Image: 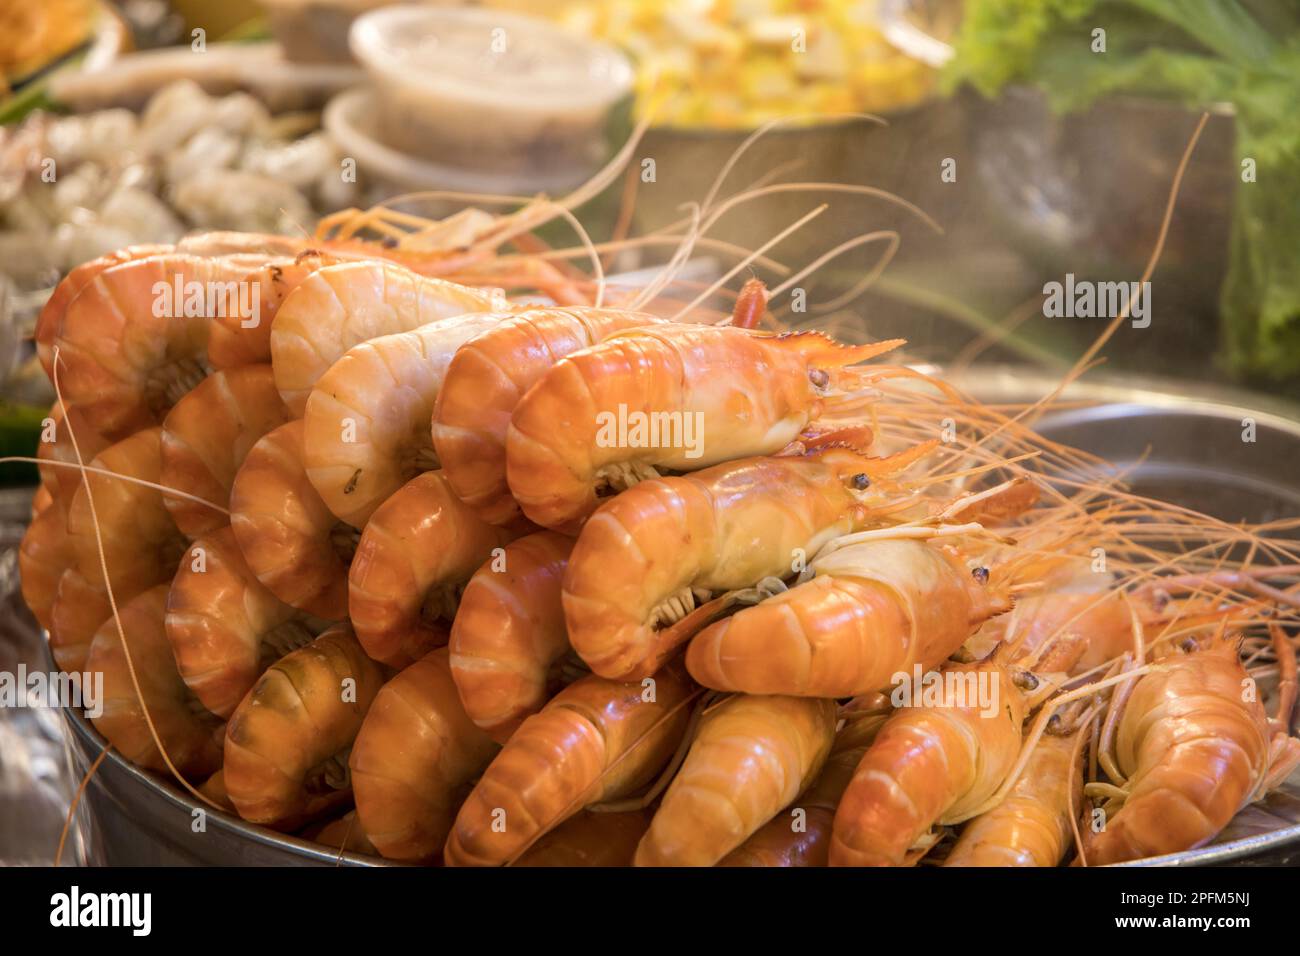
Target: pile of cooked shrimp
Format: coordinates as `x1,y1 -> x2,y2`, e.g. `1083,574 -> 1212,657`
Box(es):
15,186 -> 1300,867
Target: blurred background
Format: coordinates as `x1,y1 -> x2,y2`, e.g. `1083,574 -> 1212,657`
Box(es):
1,0 -> 1298,863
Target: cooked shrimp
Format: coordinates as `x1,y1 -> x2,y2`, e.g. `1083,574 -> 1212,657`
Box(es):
223,623 -> 386,830
87,585 -> 225,778
443,662 -> 696,867
635,695 -> 837,867
350,648 -> 499,862
302,310 -> 510,527
229,421 -> 353,620
506,325 -> 903,531
18,502 -> 73,631
49,569 -> 113,674
448,530 -> 573,742
685,539 -> 1013,697
64,427 -> 189,603
829,651 -> 1035,867
165,527 -> 323,719
35,403 -> 111,507
51,252 -> 273,436
269,260 -> 502,415
514,810 -> 652,867
1081,635 -> 1300,865
349,471 -> 519,669
944,731 -> 1082,867
721,708 -> 887,867
562,440 -> 934,681
160,364 -> 292,538
432,307 -> 670,526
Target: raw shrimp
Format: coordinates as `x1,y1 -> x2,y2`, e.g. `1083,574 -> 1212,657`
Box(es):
505,325 -> 903,531
86,585 -> 225,778
18,502 -> 73,631
49,569 -> 113,674
302,310 -> 511,527
448,530 -> 573,742
349,471 -> 519,669
64,427 -> 189,604
944,731 -> 1082,867
349,648 -> 499,862
432,306 -> 671,526
165,527 -> 323,719
269,260 -> 502,415
443,662 -> 696,867
514,809 -> 652,867
828,651 -> 1035,867
1081,635 -> 1300,865
160,364 -> 292,537
562,440 -> 934,681
635,695 -> 837,867
229,421 -> 353,621
721,709 -> 887,867
51,252 -> 274,436
685,538 -> 1013,697
223,623 -> 386,830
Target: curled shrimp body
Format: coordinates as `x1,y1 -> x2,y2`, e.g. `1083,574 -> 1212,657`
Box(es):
944,732 -> 1081,867
87,585 -> 225,778
160,364 -> 292,538
223,623 -> 387,830
562,444 -> 917,681
65,427 -> 188,603
635,695 -> 837,867
51,253 -> 273,436
36,403 -> 111,507
506,326 -> 901,532
350,648 -> 499,862
829,654 -> 1031,867
1082,637 -> 1300,865
448,530 -> 573,742
514,810 -> 652,866
432,307 -> 668,526
49,569 -> 113,673
269,260 -> 501,415
686,539 -> 1012,698
229,421 -> 353,621
165,528 -> 323,719
302,310 -> 510,527
18,502 -> 73,631
721,710 -> 886,867
349,471 -> 519,669
443,662 -> 696,867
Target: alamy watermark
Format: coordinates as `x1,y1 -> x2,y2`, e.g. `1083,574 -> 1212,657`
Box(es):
889,664 -> 1000,718
1043,273 -> 1150,329
595,404 -> 704,460
152,274 -> 261,328
0,665 -> 103,718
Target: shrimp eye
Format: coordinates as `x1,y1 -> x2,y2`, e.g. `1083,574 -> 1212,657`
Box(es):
808,368 -> 830,389
851,473 -> 870,490
1012,671 -> 1039,691
971,566 -> 990,584
1180,638 -> 1198,653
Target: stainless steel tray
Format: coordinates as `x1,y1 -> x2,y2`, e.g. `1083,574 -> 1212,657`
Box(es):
50,368 -> 1300,866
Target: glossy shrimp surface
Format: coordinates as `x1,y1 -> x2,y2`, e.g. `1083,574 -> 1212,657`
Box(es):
350,648 -> 499,862
52,252 -> 273,436
1083,637 -> 1300,865
686,539 -> 1011,697
514,809 -> 652,866
944,732 -> 1081,867
223,623 -> 386,830
635,694 -> 837,866
18,502 -> 73,631
165,528 -> 322,719
349,471 -> 518,669
87,585 -> 225,778
35,403 -> 112,507
229,421 -> 353,620
302,310 -> 509,527
830,655 -> 1029,866
49,569 -> 113,674
432,307 -> 667,526
448,530 -> 573,742
444,662 -> 696,866
562,446 -> 906,681
506,325 -> 901,531
269,260 -> 500,415
160,364 -> 292,537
